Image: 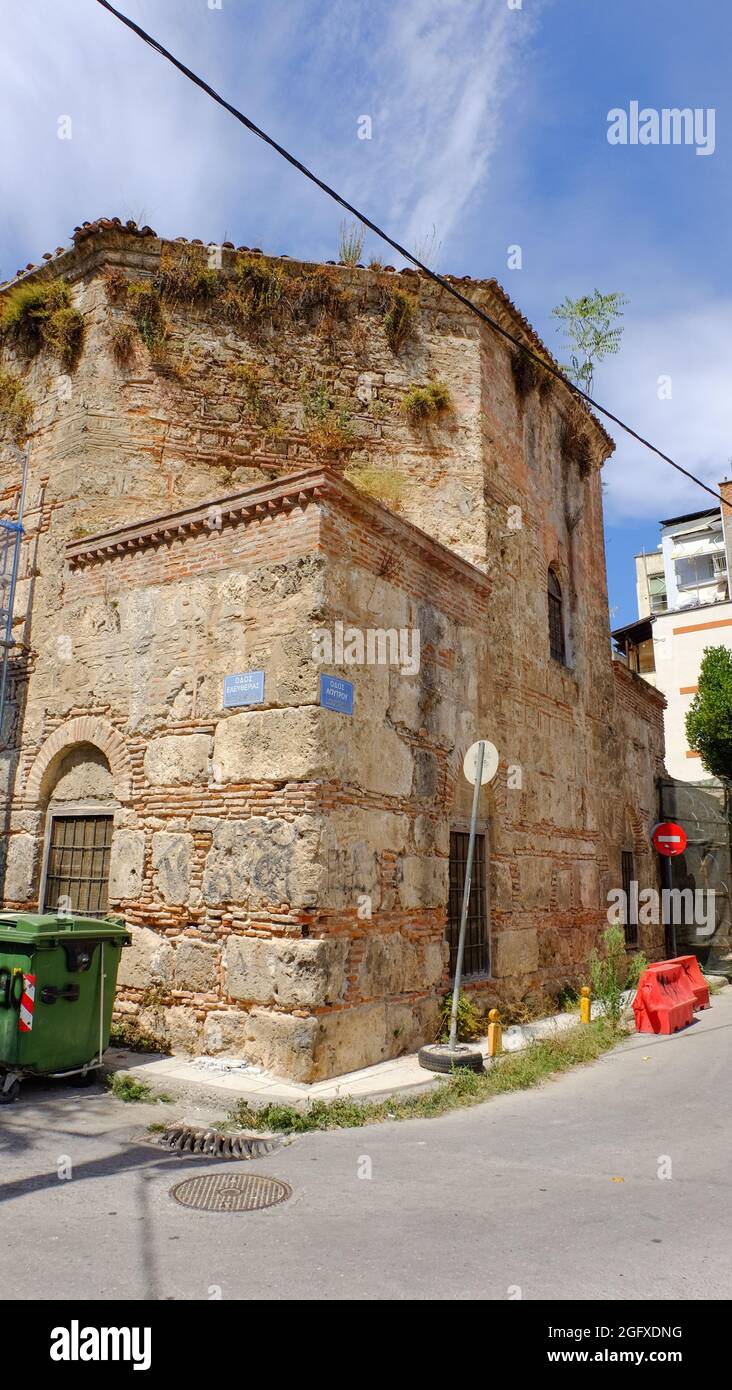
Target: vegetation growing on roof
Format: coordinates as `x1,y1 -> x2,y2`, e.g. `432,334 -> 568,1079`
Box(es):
222,253 -> 288,329
338,219 -> 365,267
551,289 -> 628,396
0,278 -> 85,370
400,379 -> 452,424
0,368 -> 33,441
292,266 -> 350,325
383,285 -> 417,353
344,464 -> 403,510
155,243 -> 219,304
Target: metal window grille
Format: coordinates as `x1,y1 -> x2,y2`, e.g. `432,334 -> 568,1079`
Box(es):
447,830 -> 489,978
44,814 -> 113,917
548,570 -> 566,664
621,849 -> 638,947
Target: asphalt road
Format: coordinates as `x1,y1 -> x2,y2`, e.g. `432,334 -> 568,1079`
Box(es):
1,991 -> 731,1302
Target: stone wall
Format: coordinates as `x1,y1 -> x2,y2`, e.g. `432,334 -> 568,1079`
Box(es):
0,222 -> 666,1078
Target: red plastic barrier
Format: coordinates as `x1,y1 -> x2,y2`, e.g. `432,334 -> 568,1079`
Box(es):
666,955 -> 710,1010
633,963 -> 695,1035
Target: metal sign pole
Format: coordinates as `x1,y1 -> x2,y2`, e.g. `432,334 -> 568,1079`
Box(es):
448,740 -> 485,1051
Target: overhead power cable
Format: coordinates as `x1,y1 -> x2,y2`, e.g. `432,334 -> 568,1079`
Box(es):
93,0 -> 723,507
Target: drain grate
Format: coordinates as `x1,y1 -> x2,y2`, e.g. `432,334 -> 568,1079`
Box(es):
156,1125 -> 282,1160
170,1172 -> 292,1213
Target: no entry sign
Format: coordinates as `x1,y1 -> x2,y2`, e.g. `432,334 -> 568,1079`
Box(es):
651,821 -> 687,857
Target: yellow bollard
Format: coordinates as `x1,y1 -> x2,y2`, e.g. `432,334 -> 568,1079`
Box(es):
487,1007 -> 503,1057
579,986 -> 592,1024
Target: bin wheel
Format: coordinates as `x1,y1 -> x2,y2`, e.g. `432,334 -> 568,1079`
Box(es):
0,1079 -> 20,1104
70,1069 -> 97,1088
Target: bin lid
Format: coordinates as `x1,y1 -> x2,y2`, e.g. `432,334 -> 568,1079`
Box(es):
0,912 -> 130,946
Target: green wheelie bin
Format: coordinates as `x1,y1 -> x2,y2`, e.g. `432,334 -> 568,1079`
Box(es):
0,912 -> 130,1103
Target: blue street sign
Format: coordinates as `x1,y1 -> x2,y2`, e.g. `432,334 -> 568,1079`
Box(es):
319,673 -> 354,715
223,670 -> 265,708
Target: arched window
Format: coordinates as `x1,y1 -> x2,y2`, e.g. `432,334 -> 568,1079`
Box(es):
548,569 -> 566,664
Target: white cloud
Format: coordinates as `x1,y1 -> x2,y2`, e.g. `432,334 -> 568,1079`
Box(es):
331,0 -> 541,264
0,0 -> 538,278
598,300 -> 732,523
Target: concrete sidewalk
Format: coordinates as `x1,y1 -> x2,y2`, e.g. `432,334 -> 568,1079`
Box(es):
105,991 -> 695,1109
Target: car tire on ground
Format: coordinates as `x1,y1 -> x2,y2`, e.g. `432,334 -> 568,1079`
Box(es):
417,1044 -> 484,1074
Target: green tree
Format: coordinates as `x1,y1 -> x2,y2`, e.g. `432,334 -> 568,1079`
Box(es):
685,645 -> 732,779
551,289 -> 628,395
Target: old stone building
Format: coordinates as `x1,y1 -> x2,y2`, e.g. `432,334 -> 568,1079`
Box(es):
0,219 -> 666,1079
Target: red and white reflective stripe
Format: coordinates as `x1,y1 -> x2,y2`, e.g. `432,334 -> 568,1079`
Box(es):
18,972 -> 36,1033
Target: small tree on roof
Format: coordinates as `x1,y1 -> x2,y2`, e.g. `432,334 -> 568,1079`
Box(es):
551,289 -> 627,396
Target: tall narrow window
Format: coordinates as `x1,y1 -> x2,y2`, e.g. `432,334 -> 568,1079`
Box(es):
447,830 -> 490,978
43,814 -> 113,917
548,568 -> 566,664
621,849 -> 639,948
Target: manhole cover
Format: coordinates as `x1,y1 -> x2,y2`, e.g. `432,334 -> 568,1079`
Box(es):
170,1172 -> 292,1213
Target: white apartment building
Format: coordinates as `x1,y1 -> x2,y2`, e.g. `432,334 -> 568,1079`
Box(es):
614,487 -> 732,780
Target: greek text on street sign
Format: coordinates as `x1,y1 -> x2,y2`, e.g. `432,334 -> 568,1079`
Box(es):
319,674 -> 354,715
651,821 -> 687,857
223,670 -> 265,708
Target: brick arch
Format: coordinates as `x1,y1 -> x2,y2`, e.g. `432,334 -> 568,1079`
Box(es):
24,716 -> 132,806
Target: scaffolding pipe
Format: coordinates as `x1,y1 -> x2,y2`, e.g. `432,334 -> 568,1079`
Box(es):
0,444 -> 29,747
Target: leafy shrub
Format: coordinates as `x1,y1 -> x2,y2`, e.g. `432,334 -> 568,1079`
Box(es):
685,646 -> 732,779
107,1073 -> 153,1103
589,924 -> 646,1029
1,278 -> 84,368
400,379 -> 452,423
437,990 -> 483,1043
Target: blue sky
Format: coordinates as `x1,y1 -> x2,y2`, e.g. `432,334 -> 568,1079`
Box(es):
1,0 -> 730,626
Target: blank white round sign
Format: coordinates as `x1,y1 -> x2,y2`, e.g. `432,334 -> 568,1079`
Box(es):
463,740 -> 499,785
